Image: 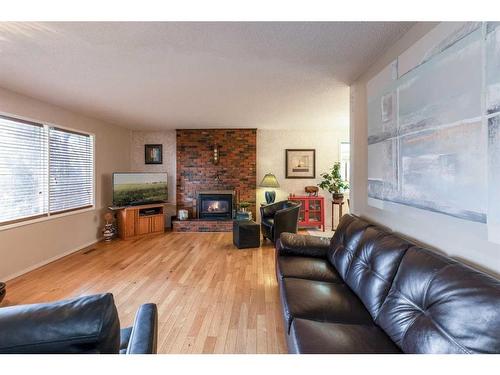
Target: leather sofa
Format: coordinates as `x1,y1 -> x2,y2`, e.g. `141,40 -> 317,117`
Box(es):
276,214 -> 500,354
0,293 -> 158,354
261,200 -> 301,243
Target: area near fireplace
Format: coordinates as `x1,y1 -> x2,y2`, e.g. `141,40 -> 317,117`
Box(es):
174,129 -> 256,232
197,190 -> 234,220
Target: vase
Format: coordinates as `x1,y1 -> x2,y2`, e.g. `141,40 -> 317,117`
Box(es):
103,224 -> 114,242
332,193 -> 344,204
178,209 -> 189,221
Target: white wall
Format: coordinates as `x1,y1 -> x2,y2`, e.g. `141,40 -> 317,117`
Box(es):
350,22 -> 500,277
0,87 -> 131,281
257,129 -> 349,229
130,130 -> 177,226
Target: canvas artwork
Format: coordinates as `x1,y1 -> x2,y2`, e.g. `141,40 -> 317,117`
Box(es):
145,144 -> 163,164
399,121 -> 487,223
486,23 -> 500,242
486,22 -> 500,114
367,138 -> 398,201
368,22 -> 500,235
285,149 -> 315,179
488,115 -> 500,242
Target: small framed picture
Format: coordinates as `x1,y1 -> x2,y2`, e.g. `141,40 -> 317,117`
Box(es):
145,144 -> 163,164
286,149 -> 316,179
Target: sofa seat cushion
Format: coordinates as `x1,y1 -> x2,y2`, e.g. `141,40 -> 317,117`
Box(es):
280,278 -> 373,331
288,318 -> 401,354
276,256 -> 342,283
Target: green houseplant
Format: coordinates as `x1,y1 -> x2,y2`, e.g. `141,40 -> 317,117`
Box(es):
318,162 -> 349,203
239,201 -> 251,212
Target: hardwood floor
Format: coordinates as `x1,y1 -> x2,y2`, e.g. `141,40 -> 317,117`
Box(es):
2,232 -> 287,354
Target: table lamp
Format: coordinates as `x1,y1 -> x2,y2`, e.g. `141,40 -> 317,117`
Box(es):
259,173 -> 280,204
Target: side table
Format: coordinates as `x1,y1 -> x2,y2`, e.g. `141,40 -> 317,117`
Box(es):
332,201 -> 345,231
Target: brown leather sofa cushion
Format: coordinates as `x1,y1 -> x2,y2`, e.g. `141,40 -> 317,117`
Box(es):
276,256 -> 342,283
343,227 -> 411,320
288,318 -> 401,354
277,232 -> 331,258
376,247 -> 500,354
327,214 -> 372,279
280,278 -> 373,332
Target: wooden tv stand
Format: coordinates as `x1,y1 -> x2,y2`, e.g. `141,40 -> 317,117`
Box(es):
111,203 -> 165,239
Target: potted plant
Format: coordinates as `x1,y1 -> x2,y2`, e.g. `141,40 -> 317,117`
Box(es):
318,162 -> 349,203
239,201 -> 251,212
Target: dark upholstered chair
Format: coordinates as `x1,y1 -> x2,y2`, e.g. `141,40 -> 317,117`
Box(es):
0,293 -> 158,354
260,200 -> 301,243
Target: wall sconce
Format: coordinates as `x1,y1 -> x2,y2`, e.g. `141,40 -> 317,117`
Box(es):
213,144 -> 220,165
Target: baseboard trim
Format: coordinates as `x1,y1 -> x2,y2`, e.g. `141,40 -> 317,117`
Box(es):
2,240 -> 99,282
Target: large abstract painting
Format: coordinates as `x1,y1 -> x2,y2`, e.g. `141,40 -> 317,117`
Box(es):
486,22 -> 500,114
488,115 -> 500,243
368,22 -> 500,241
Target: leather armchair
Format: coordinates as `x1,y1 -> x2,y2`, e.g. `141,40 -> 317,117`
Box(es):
260,200 -> 301,243
0,293 -> 158,354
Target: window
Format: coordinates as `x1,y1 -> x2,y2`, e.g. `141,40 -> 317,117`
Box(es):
0,115 -> 48,224
340,142 -> 350,184
49,128 -> 94,213
0,114 -> 94,226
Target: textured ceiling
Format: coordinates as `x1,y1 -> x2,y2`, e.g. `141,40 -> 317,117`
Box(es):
0,22 -> 414,130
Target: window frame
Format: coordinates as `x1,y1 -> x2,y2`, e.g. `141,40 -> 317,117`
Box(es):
0,111 -> 96,231
339,141 -> 350,185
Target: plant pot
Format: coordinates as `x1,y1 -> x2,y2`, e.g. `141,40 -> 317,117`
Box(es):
332,193 -> 344,204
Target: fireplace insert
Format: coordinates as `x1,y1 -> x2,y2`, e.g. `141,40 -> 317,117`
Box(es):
197,191 -> 234,220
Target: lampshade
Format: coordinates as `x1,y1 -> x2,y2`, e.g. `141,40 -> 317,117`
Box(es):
259,173 -> 280,188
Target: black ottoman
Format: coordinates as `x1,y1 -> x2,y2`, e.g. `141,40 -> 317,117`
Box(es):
233,220 -> 260,249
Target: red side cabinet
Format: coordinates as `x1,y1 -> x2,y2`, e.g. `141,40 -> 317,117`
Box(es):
289,194 -> 325,231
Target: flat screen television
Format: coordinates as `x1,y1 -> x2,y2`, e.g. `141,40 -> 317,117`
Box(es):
112,172 -> 168,207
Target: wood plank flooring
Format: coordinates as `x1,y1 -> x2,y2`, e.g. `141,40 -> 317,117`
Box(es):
2,232 -> 287,354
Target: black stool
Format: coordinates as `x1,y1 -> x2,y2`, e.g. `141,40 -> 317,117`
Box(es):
233,220 -> 260,249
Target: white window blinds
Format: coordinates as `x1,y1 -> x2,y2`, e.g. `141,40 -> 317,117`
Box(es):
0,115 -> 48,224
0,114 -> 94,226
49,127 -> 94,214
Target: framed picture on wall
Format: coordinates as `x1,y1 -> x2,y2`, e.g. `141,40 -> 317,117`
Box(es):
285,149 -> 316,179
145,144 -> 163,164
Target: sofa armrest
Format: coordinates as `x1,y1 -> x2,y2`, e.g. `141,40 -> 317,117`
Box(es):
125,303 -> 158,354
0,293 -> 120,354
276,232 -> 330,258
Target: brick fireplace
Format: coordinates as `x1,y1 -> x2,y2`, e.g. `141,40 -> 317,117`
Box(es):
175,129 -> 256,231
197,190 -> 234,220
